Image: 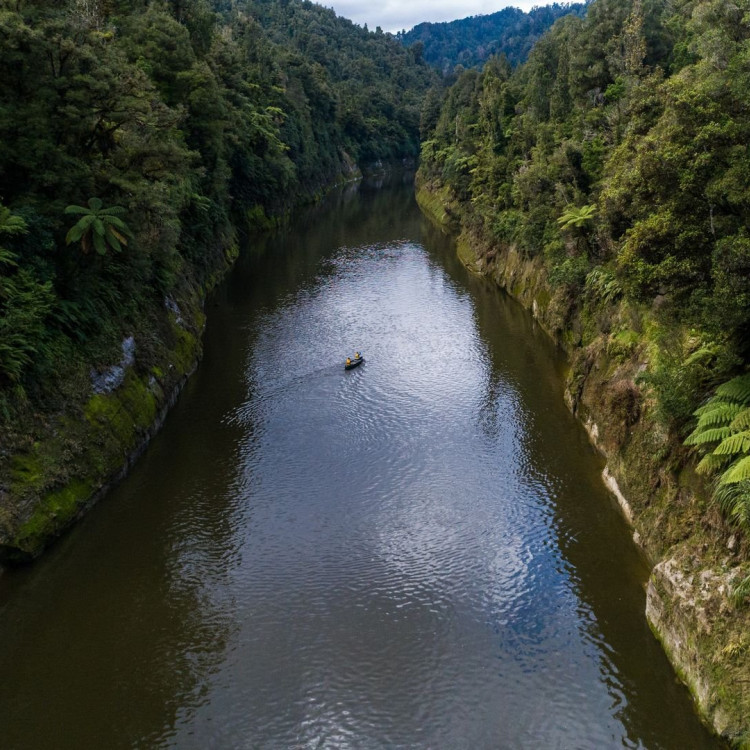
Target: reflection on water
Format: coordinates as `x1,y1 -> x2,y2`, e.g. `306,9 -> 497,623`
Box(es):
0,177 -> 721,748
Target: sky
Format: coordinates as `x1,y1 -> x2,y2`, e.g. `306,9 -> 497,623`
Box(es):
326,1 -> 544,34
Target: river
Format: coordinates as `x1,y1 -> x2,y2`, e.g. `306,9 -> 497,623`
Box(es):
0,178 -> 720,748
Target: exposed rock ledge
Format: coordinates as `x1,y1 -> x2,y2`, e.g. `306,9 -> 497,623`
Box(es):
647,556 -> 746,741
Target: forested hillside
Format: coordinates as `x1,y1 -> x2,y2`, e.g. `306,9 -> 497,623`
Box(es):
420,0 -> 750,427
398,3 -> 587,71
0,0 -> 435,425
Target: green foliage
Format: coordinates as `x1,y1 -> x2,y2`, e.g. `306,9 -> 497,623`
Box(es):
548,255 -> 590,290
684,374 -> 750,556
557,204 -> 597,230
0,0 -> 438,420
399,4 -> 587,71
716,376 -> 750,404
65,198 -> 133,255
723,456 -> 750,485
419,0 -> 750,440
585,267 -> 622,303
0,203 -> 55,385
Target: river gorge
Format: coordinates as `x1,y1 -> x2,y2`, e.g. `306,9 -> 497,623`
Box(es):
0,180 -> 720,748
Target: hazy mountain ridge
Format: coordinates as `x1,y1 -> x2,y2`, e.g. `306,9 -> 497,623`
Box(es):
399,3 -> 588,71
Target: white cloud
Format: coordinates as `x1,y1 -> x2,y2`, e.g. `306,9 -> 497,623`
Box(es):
325,1 -> 542,34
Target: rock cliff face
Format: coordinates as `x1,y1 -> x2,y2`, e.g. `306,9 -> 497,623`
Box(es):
416,179 -> 750,745
646,556 -> 746,738
0,280 -> 208,566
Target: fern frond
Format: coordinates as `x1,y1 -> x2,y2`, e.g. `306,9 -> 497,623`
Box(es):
98,205 -> 127,217
715,431 -> 750,456
685,426 -> 732,445
0,247 -> 18,267
105,231 -> 122,253
103,215 -> 128,231
696,452 -> 731,474
730,408 -> 750,431
695,403 -> 743,429
684,345 -> 717,367
715,481 -> 750,528
730,573 -> 750,607
716,374 -> 750,405
64,205 -> 90,215
721,455 -> 750,484
0,206 -> 28,236
92,232 -> 107,256
65,224 -> 86,244
694,400 -> 731,417
109,228 -> 128,246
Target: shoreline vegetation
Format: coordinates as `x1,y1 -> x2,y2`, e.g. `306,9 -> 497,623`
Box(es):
413,0 -> 750,741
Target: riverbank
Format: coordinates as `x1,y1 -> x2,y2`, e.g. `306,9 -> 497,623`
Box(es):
0,160 -> 396,570
416,177 -> 750,745
0,263 -> 212,566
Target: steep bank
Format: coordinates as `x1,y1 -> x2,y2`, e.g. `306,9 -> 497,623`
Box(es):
0,162 -> 373,567
417,178 -> 750,745
0,261 -> 214,566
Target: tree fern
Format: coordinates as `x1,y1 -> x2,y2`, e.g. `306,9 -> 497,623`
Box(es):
65,197 -> 132,255
684,374 -> 750,573
716,374 -> 750,404
721,455 -> 750,484
684,425 -> 732,445
557,204 -> 597,229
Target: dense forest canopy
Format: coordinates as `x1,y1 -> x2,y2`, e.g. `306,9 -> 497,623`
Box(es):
398,3 -> 588,71
0,0 -> 436,417
420,0 -> 750,384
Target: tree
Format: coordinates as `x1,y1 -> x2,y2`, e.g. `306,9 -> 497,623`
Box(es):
65,197 -> 133,255
557,203 -> 597,230
557,203 -> 597,256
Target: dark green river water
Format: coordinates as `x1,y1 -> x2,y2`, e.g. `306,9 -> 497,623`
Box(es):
0,179 -> 721,748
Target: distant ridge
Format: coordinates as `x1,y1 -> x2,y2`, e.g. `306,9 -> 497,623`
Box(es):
398,3 -> 588,71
